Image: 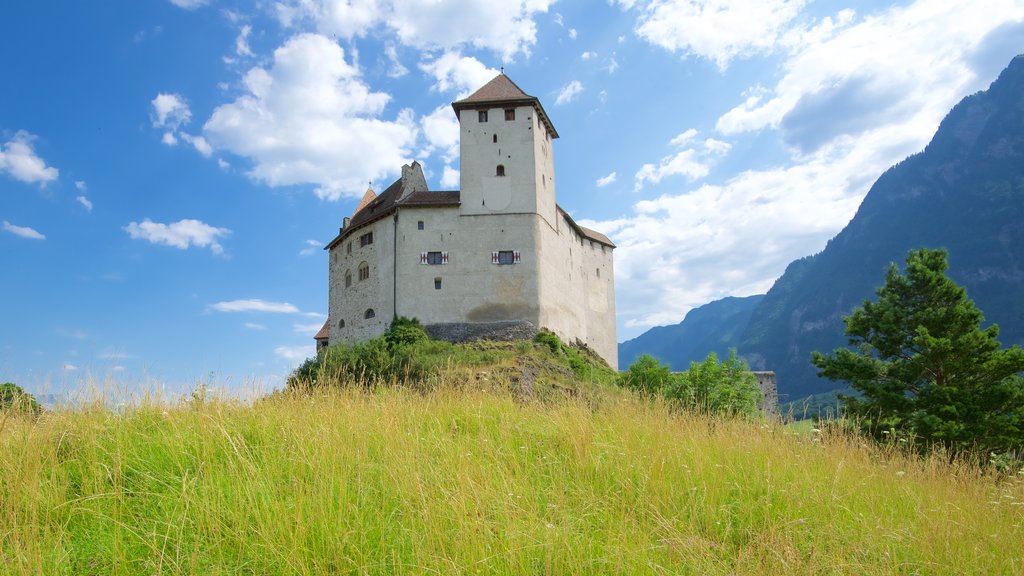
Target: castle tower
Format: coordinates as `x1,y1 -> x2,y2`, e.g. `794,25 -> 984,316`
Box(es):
451,74 -> 558,226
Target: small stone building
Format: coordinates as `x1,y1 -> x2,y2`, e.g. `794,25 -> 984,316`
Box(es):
320,74 -> 618,366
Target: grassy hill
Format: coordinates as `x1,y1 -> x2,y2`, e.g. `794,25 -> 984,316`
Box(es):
2,340 -> 1022,575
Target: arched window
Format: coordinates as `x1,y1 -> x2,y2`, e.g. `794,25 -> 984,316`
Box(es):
496,164 -> 505,177
358,262 -> 369,281
364,308 -> 375,319
345,270 -> 352,288
338,319 -> 345,328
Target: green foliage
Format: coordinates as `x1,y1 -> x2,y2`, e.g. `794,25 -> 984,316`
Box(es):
618,351 -> 762,417
384,316 -> 429,349
812,248 -> 1024,458
0,382 -> 42,414
617,354 -> 674,395
534,330 -> 563,355
667,350 -> 762,416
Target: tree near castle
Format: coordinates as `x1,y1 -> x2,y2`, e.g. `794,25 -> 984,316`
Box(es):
812,248 -> 1024,459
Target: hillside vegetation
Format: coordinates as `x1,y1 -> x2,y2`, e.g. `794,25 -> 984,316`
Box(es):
2,340 -> 1022,575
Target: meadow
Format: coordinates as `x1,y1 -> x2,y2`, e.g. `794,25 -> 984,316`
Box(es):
1,367 -> 1022,575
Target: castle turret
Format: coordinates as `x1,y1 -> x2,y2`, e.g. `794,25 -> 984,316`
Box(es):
451,74 -> 558,226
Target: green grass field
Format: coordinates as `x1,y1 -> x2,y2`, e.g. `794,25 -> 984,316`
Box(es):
2,357 -> 1022,575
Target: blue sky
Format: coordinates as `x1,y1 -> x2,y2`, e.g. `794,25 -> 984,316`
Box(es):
3,0 -> 1022,397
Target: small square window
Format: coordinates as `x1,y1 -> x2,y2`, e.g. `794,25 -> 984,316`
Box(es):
360,232 -> 373,247
426,251 -> 444,265
497,250 -> 515,265
434,277 -> 442,290
478,110 -> 488,123
417,221 -> 424,230
504,109 -> 515,121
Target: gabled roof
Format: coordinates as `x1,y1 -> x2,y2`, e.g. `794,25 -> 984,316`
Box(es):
353,186 -> 377,217
452,73 -> 559,139
314,320 -> 329,341
558,207 -> 616,248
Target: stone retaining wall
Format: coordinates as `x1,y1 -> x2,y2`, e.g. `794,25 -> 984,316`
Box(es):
425,321 -> 538,344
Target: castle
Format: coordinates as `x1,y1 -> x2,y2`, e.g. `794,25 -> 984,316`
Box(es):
317,74 -> 617,367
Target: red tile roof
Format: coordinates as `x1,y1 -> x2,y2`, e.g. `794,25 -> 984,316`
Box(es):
314,320 -> 329,341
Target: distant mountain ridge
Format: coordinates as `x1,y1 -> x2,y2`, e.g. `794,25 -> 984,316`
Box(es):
618,295 -> 763,370
621,54 -> 1024,401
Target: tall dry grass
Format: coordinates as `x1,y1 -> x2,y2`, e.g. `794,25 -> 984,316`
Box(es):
1,382 -> 1021,575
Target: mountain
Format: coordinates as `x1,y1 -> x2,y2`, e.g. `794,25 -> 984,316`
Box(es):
739,54 -> 1024,401
618,295 -> 763,370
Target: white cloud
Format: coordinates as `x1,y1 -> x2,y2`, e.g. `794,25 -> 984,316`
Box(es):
2,220 -> 45,240
245,322 -> 266,330
279,0 -> 555,62
75,180 -> 87,191
596,172 -> 617,187
581,51 -> 597,60
76,196 -> 93,211
419,52 -> 499,97
440,165 -> 460,189
299,239 -> 322,256
180,133 -> 213,157
568,28 -> 577,39
0,131 -> 59,186
209,299 -> 301,314
162,132 -> 178,146
293,322 -> 324,335
715,0 -> 1024,153
275,344 -> 314,366
151,93 -> 192,130
384,42 -> 408,78
554,80 -> 583,105
125,218 -> 230,254
618,0 -> 809,69
203,33 -> 417,201
668,128 -> 698,146
217,158 -> 230,170
634,149 -> 708,190
235,24 -> 254,57
169,0 -> 208,8
420,104 -> 461,164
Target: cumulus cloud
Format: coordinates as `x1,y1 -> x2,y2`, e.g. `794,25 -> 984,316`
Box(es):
596,172 -> 617,187
2,221 -> 45,240
419,52 -> 499,97
278,0 -> 555,62
125,218 -> 230,254
180,133 -> 213,157
235,24 -> 254,57
715,0 -> 1024,155
633,132 -> 730,191
440,165 -> 460,189
554,80 -> 583,105
0,131 -> 59,186
617,0 -> 808,69
151,93 -> 192,130
384,42 -> 408,78
203,33 -> 417,201
245,322 -> 266,330
209,299 -> 301,313
76,196 -> 93,211
581,51 -> 597,60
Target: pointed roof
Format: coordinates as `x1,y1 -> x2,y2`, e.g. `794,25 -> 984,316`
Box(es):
452,73 -> 558,138
353,186 -> 376,217
314,320 -> 330,341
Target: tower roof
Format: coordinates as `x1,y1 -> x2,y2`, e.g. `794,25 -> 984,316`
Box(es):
452,74 -> 558,139
352,186 -> 377,216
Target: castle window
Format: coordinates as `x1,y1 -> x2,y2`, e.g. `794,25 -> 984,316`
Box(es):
421,251 -> 448,265
596,268 -> 600,278
492,250 -> 519,265
434,277 -> 442,290
478,110 -> 488,123
504,109 -> 515,121
358,262 -> 369,281
347,242 -> 352,254
496,164 -> 505,177
417,220 -> 424,230
364,309 -> 375,319
492,134 -> 497,143
338,319 -> 345,328
345,270 -> 352,288
360,232 -> 373,247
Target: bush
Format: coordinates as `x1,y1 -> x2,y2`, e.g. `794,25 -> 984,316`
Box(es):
617,351 -> 762,417
1,382 -> 42,415
618,355 -> 674,396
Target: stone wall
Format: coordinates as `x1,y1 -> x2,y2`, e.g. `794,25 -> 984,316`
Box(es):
425,320 -> 537,343
752,371 -> 779,418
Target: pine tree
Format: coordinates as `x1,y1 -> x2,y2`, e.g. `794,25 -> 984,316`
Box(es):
811,248 -> 1024,458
